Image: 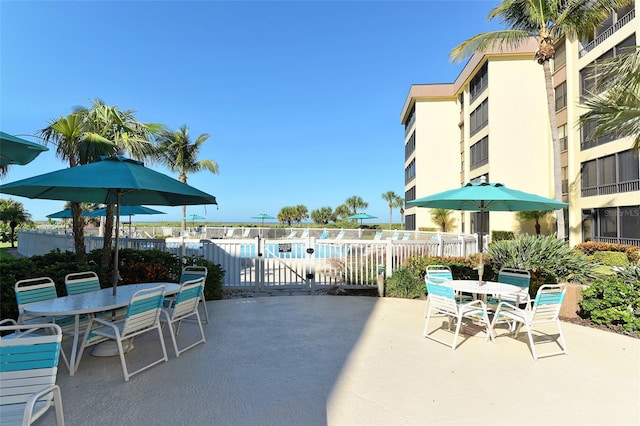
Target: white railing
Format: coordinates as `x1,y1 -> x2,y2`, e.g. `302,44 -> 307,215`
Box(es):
16,230 -> 485,290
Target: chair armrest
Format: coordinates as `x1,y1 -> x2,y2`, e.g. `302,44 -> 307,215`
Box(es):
23,384 -> 61,425
494,301 -> 519,314
462,299 -> 486,309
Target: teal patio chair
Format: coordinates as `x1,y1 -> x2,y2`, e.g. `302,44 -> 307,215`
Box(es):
491,283 -> 567,360
488,267 -> 531,308
76,285 -> 168,381
180,266 -> 209,324
64,272 -> 127,321
0,323 -> 65,426
424,279 -> 493,349
319,230 -> 329,239
161,277 -> 206,357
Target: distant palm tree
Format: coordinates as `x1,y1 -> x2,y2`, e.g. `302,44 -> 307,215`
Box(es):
345,195 -> 368,216
333,204 -> 352,222
0,199 -> 32,248
430,209 -> 453,232
156,125 -> 219,232
517,210 -> 549,235
450,0 -> 633,240
580,46 -> 640,150
381,191 -> 403,229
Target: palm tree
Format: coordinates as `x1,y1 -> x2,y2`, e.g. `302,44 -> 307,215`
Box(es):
0,199 -> 32,248
39,112 -> 115,262
381,191 -> 403,229
580,46 -> 640,150
156,125 -> 219,232
83,100 -> 160,267
430,208 -> 453,232
345,195 -> 368,216
450,0 -> 633,241
333,204 -> 352,222
517,210 -> 549,235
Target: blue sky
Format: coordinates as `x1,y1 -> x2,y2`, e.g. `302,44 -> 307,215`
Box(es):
1,0 -> 502,224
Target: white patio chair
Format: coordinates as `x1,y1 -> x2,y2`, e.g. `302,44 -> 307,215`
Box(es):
425,265 -> 471,310
373,231 -> 383,240
491,283 -> 568,360
161,277 -> 206,357
286,230 -> 297,239
335,230 -> 345,240
0,323 -> 65,426
391,231 -> 400,240
402,232 -> 411,241
179,266 -> 210,324
75,285 -> 168,381
424,279 -> 493,349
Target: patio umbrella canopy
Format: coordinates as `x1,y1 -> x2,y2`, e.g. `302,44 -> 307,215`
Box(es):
0,131 -> 48,166
0,155 -> 217,292
46,208 -> 75,219
408,179 -> 567,283
87,205 -> 166,237
183,214 -> 206,228
347,212 -> 377,226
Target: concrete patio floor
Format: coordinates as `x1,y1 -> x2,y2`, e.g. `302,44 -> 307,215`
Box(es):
41,295 -> 639,425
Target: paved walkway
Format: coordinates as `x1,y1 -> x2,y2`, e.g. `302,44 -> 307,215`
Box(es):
42,296 -> 639,425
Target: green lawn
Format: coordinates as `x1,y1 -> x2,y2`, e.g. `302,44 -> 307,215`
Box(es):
0,242 -> 14,261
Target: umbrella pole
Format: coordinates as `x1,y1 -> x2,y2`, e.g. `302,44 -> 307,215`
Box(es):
478,206 -> 485,285
112,197 -> 122,295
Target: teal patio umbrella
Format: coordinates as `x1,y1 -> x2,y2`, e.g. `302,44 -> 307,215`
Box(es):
408,180 -> 567,283
183,214 -> 206,228
0,155 -> 217,293
347,212 -> 377,226
87,205 -> 166,237
0,131 -> 48,166
251,213 -> 275,227
46,208 -> 74,219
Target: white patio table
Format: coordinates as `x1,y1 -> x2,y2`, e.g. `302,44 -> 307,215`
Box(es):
22,282 -> 180,376
450,280 -> 521,300
449,280 -> 521,337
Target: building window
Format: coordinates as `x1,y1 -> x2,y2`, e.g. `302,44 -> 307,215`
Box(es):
555,82 -> 567,111
458,92 -> 464,112
470,136 -> 489,170
469,99 -> 489,137
405,214 -> 416,231
580,118 -> 617,150
581,149 -> 640,196
469,63 -> 488,103
405,131 -> 415,160
405,186 -> 416,203
582,206 -> 640,245
405,159 -> 416,184
553,41 -> 566,72
558,124 -> 568,151
581,35 -> 636,98
561,166 -> 568,194
404,105 -> 416,134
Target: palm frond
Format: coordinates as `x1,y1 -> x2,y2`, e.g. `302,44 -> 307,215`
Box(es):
450,29 -> 531,63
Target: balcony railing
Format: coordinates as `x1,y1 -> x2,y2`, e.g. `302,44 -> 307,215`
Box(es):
592,236 -> 640,247
579,9 -> 635,58
581,179 -> 640,197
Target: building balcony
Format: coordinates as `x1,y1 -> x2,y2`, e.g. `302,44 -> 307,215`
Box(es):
581,179 -> 640,197
579,9 -> 635,58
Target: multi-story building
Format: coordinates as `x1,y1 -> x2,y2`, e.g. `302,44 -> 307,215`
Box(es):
401,3 -> 639,247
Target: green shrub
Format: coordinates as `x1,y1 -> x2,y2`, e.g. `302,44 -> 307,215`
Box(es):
574,241 -> 640,264
404,255 -> 497,283
385,267 -> 423,299
579,273 -> 640,335
589,251 -> 630,267
492,230 -> 515,241
488,234 -> 597,294
0,248 -> 226,321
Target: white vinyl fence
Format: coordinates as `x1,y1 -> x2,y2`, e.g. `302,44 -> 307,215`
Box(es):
17,230 -> 485,292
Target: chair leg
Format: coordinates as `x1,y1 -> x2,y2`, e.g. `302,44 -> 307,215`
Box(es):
451,313 -> 464,350
53,385 -> 65,426
199,295 -> 209,324
115,336 -> 131,381
524,323 -> 538,360
556,319 -> 568,355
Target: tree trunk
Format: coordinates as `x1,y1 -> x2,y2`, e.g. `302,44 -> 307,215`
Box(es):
70,202 -> 87,263
389,205 -> 393,229
542,60 -> 566,240
535,219 -> 541,235
9,221 -> 16,248
101,204 -> 115,268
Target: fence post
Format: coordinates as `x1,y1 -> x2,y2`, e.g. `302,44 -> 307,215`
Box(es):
438,235 -> 445,257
